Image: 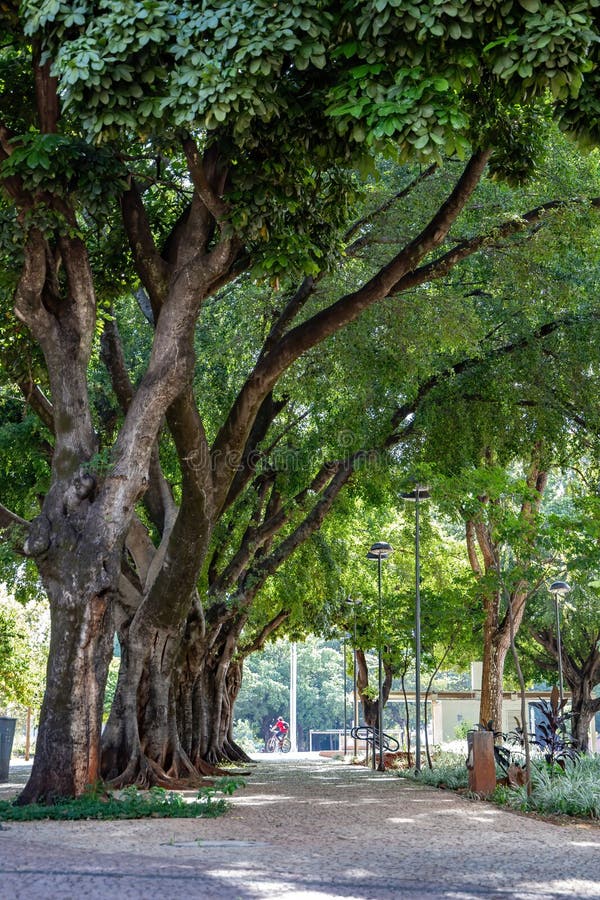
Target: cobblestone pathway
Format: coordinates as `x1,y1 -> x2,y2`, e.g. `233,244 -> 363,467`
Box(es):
1,754 -> 599,899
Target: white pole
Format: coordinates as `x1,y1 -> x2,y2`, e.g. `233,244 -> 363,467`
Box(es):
290,641 -> 298,751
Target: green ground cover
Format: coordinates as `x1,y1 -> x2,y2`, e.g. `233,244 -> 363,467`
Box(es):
0,778 -> 243,822
395,753 -> 600,821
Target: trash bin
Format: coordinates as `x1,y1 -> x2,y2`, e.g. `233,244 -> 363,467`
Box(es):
0,717 -> 17,781
466,729 -> 496,796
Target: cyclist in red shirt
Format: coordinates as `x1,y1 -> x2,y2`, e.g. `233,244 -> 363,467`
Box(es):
272,716 -> 289,748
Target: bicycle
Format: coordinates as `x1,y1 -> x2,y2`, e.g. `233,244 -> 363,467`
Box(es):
265,732 -> 291,753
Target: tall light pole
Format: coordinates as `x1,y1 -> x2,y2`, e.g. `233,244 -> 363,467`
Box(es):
345,598 -> 361,757
367,541 -> 394,771
401,486 -> 430,772
290,641 -> 298,751
549,580 -> 570,709
342,631 -> 348,754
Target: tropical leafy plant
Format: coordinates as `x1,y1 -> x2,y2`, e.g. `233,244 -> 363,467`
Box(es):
529,687 -> 580,769
494,756 -> 600,820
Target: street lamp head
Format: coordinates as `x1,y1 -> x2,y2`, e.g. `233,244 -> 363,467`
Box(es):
549,580 -> 571,596
400,485 -> 431,501
367,541 -> 394,559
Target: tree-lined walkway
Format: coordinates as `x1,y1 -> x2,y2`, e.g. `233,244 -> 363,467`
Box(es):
1,754 -> 599,898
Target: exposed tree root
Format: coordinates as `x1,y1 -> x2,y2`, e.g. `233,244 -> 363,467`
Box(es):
222,738 -> 253,763
190,751 -> 229,777
105,750 -> 216,791
164,745 -> 201,780
203,747 -> 226,766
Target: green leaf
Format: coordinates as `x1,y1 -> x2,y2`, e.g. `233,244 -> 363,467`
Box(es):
518,0 -> 540,12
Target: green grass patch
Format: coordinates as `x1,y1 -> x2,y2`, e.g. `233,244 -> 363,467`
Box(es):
0,777 -> 244,822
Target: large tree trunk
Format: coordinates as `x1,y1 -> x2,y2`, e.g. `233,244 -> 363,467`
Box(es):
13,225 -> 117,802
19,541 -> 116,803
222,660 -> 253,763
187,620 -> 244,765
102,612 -> 211,785
466,462 -> 547,735
570,690 -> 596,753
479,607 -> 510,732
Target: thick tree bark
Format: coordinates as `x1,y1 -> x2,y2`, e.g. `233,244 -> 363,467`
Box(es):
18,539 -> 115,803
356,649 -> 393,729
569,690 -> 599,753
466,461 -> 547,734
185,618 -> 246,765
479,625 -> 510,731
102,610 -> 211,786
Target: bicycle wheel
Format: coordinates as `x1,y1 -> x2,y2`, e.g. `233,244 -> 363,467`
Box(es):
281,735 -> 291,753
266,735 -> 278,753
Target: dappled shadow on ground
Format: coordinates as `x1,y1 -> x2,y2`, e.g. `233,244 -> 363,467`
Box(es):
1,754 -> 600,898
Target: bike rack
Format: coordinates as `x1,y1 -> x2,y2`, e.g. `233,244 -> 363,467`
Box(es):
350,725 -> 400,770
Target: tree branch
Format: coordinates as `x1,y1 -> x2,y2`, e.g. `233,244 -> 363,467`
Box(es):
211,149 -> 492,510
221,392 -> 288,512
18,378 -> 55,434
120,181 -> 171,315
182,138 -> 229,225
211,461 -> 343,596
0,502 -> 29,531
388,196 -> 600,295
100,313 -> 176,533
239,608 -> 291,656
344,162 -> 437,246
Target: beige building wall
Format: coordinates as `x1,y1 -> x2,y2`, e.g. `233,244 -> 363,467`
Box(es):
391,690 -> 597,747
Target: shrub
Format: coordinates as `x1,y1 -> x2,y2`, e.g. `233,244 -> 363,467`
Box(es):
0,778 -> 243,822
395,752 -> 469,790
494,756 -> 600,820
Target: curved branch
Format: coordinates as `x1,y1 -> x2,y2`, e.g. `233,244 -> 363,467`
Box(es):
137,385 -> 213,624
242,457 -> 356,594
211,461 -> 343,596
0,502 -> 29,532
100,315 -> 135,412
182,138 -> 229,225
120,181 -> 171,314
260,277 -> 316,359
344,162 -> 437,247
33,44 -> 59,133
101,314 -> 176,533
211,149 -> 492,508
18,378 -> 55,434
221,392 -> 288,512
388,196 -> 600,295
466,520 -> 483,578
239,608 -> 291,657
387,311 -> 589,440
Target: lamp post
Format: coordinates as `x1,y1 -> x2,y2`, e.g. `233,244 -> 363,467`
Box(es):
549,580 -> 570,708
345,598 -> 361,757
342,632 -> 348,755
290,641 -> 298,752
367,541 -> 394,771
401,486 -> 430,772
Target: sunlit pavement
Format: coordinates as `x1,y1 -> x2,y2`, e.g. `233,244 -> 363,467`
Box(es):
1,753 -> 599,899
